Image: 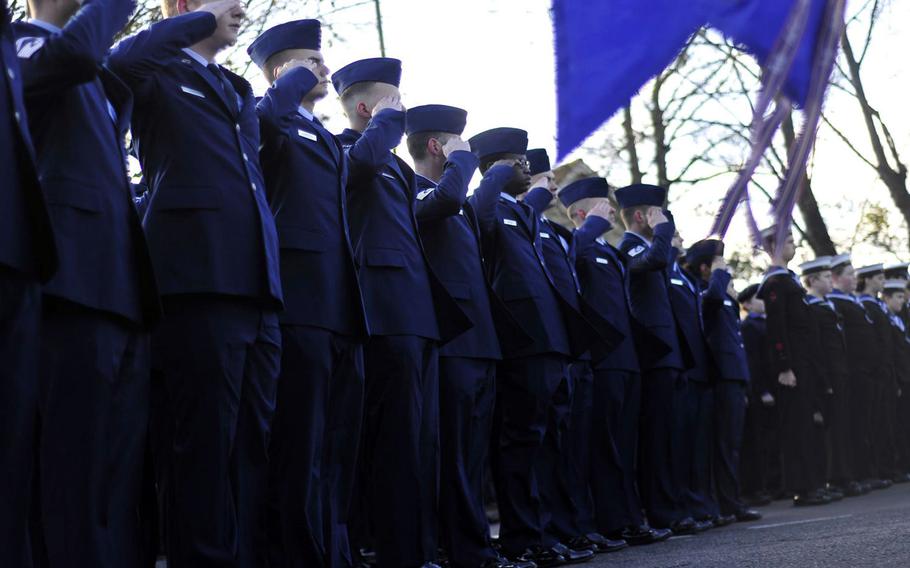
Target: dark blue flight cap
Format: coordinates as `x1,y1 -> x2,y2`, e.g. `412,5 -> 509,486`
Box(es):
685,239 -> 725,267
332,57 -> 402,95
405,104 -> 468,136
558,177 -> 610,207
527,148 -> 551,176
247,19 -> 322,68
614,183 -> 666,209
468,127 -> 528,161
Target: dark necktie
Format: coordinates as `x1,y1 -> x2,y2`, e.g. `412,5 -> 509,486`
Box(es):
207,63 -> 238,114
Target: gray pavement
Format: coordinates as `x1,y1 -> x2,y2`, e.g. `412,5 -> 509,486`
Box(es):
585,482 -> 910,567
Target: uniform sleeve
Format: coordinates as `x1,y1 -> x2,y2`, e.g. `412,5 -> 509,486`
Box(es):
344,108 -> 405,187
574,215 -> 611,258
256,66 -> 319,143
108,12 -> 216,98
621,220 -> 674,273
704,269 -> 731,302
467,165 -> 512,232
761,278 -> 792,376
741,321 -> 768,394
15,0 -> 136,97
522,186 -> 553,216
415,150 -> 478,222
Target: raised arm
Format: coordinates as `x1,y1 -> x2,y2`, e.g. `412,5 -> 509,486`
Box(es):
622,220 -> 674,273
256,65 -> 319,140
467,164 -> 513,232
345,107 -> 405,186
15,0 -> 135,96
415,149 -> 478,222
522,186 -> 553,217
574,214 -> 612,258
704,268 -> 732,302
108,11 -> 216,93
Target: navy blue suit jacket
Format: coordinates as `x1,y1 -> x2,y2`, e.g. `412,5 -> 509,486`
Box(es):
415,153 -> 507,359
14,0 -> 159,326
618,224 -> 684,371
700,269 -> 750,382
0,6 -> 56,281
256,67 -> 367,337
667,261 -> 711,381
741,314 -> 771,395
473,182 -> 592,359
109,12 -> 282,307
338,111 -> 470,343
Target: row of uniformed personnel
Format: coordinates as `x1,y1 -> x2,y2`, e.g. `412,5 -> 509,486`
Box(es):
737,240 -> 910,508
0,1 -> 772,567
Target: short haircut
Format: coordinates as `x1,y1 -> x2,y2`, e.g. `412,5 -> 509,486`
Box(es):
161,0 -> 179,18
406,131 -> 454,162
619,204 -> 648,227
565,197 -> 598,221
263,51 -> 295,84
339,82 -> 379,117
479,152 -> 512,174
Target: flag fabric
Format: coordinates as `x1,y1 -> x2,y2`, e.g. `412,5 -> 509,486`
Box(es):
553,0 -> 833,159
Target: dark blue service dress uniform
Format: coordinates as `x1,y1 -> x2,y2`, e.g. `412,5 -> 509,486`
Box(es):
110,12 -> 283,567
0,2 -> 57,564
256,67 -> 368,568
338,109 -> 470,568
666,260 -> 718,521
699,269 -> 750,516
618,223 -> 690,528
14,1 -> 161,565
473,184 -> 592,557
740,312 -> 778,498
414,159 -> 515,568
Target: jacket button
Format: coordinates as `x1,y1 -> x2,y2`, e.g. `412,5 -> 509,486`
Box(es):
13,111 -> 20,123
7,68 -> 14,80
251,183 -> 257,192
242,152 -> 248,161
235,124 -> 241,132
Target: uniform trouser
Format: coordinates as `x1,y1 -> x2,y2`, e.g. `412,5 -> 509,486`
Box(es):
438,356 -> 498,568
714,381 -> 747,515
0,269 -> 40,567
873,380 -> 898,479
267,326 -> 364,568
848,369 -> 875,480
590,369 -> 644,535
31,298 -> 149,568
638,368 -> 686,528
779,382 -> 820,494
151,296 -> 280,568
826,376 -> 853,484
740,392 -> 775,497
677,380 -> 717,520
547,361 -> 594,540
360,336 -> 439,568
494,354 -> 570,556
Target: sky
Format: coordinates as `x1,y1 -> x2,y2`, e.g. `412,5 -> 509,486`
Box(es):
233,0 -> 910,269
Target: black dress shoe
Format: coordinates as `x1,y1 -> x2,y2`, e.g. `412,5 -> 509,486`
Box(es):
568,533 -> 627,553
518,546 -> 565,568
823,487 -> 844,501
480,556 -> 538,568
843,481 -> 864,496
734,508 -> 762,522
793,489 -> 832,507
866,478 -> 892,490
668,516 -> 698,535
694,519 -> 713,532
551,542 -> 595,564
610,525 -> 671,545
714,514 -> 737,527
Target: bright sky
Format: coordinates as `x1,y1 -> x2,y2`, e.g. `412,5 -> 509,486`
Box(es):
235,0 -> 910,269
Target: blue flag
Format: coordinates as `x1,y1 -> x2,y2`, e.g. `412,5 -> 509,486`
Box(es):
554,0 -> 830,159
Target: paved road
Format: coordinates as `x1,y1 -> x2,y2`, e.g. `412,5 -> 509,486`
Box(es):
154,483 -> 910,567
585,482 -> 910,567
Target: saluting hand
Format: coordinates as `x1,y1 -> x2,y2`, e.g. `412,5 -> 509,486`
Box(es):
711,255 -> 728,272
646,206 -> 668,228
586,200 -> 614,222
372,95 -> 405,115
275,58 -> 320,80
442,137 -> 471,158
196,0 -> 243,20
778,369 -> 797,388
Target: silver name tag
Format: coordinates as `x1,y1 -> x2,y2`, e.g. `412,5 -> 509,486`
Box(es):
297,129 -> 317,141
595,257 -> 609,265
503,219 -> 518,227
180,85 -> 206,98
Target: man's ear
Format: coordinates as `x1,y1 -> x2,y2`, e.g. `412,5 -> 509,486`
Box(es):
427,138 -> 444,158
356,101 -> 371,119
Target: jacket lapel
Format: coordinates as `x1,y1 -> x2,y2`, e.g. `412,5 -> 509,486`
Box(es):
185,58 -> 236,119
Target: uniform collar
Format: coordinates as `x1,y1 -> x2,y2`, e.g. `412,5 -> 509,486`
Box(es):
415,173 -> 438,187
747,312 -> 766,320
182,47 -> 212,66
626,230 -> 652,247
28,18 -> 62,34
297,105 -> 314,121
500,192 -> 518,203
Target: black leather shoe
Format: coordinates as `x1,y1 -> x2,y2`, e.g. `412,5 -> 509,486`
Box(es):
668,516 -> 698,535
793,489 -> 832,507
714,514 -> 736,527
693,519 -> 713,532
843,481 -> 864,496
610,525 -> 671,545
894,473 -> 910,483
518,546 -> 565,568
866,478 -> 892,490
568,533 -> 627,553
551,542 -> 595,564
823,488 -> 844,501
480,556 -> 538,568
734,508 -> 762,522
